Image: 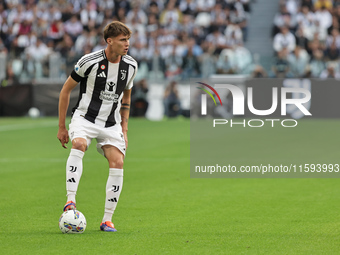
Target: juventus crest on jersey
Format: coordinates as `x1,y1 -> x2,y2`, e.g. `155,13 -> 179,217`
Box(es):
70,49 -> 138,128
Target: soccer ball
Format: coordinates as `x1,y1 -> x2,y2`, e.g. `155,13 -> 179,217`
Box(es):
28,107 -> 40,118
59,210 -> 87,234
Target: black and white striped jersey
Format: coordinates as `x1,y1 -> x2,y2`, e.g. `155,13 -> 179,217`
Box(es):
70,49 -> 138,128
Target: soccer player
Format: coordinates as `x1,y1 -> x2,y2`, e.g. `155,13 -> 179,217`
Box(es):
57,21 -> 138,232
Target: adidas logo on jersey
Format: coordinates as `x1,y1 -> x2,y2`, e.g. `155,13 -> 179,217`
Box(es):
67,178 -> 76,183
97,71 -> 106,78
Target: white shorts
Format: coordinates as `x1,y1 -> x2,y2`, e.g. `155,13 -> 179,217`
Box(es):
68,114 -> 126,156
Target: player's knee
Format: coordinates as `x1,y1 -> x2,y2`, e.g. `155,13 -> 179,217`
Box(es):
109,158 -> 124,169
72,139 -> 87,152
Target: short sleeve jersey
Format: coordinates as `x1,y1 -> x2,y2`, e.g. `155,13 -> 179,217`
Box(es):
71,49 -> 138,128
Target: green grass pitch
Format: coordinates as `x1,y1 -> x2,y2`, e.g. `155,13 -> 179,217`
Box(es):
0,117 -> 340,254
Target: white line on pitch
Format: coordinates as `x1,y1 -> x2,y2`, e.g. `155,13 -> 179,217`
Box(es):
0,120 -> 58,132
0,157 -> 189,163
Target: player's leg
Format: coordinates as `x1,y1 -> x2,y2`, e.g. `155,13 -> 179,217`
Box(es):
64,138 -> 87,211
100,145 -> 124,232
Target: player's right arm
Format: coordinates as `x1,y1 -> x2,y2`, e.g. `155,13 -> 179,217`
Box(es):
57,76 -> 79,149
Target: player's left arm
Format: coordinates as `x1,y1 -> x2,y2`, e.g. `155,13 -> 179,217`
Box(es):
120,88 -> 132,148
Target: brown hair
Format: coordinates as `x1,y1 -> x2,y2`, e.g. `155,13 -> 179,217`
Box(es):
103,21 -> 132,42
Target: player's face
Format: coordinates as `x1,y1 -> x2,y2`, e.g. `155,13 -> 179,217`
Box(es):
107,34 -> 130,56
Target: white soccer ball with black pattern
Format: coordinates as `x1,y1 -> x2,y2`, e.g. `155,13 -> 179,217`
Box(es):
59,210 -> 87,234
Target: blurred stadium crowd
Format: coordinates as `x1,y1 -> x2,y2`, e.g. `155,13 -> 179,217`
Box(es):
271,0 -> 340,78
1,0 -> 340,86
0,0 -> 252,85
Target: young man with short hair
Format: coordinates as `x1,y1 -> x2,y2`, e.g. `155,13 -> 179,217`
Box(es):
57,21 -> 138,232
